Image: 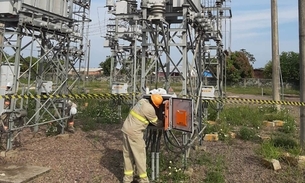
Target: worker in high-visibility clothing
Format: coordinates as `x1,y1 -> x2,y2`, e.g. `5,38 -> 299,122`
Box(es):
121,94 -> 164,183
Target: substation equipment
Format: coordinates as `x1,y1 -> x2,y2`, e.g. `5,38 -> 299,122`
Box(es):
105,0 -> 232,180
0,0 -> 91,150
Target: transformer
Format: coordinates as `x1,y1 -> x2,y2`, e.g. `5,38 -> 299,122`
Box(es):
0,0 -> 69,17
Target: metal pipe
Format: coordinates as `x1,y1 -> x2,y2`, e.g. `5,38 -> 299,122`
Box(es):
151,129 -> 157,181
133,20 -> 138,105
151,152 -> 155,181
156,130 -> 162,179
156,152 -> 160,179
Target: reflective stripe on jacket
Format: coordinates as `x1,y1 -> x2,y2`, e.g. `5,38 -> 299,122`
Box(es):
121,99 -> 158,137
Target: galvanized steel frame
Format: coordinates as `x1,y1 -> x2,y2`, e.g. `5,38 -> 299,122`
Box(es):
0,0 -> 91,150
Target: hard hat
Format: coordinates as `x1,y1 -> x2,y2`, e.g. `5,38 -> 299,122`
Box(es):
70,107 -> 77,115
151,94 -> 163,108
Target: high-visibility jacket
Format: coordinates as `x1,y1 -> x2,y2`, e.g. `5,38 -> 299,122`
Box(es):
121,99 -> 158,137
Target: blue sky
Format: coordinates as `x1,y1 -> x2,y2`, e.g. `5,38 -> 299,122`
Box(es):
88,0 -> 299,69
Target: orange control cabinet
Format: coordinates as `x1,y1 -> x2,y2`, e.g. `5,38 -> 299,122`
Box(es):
164,100 -> 170,130
164,97 -> 193,132
142,94 -> 193,132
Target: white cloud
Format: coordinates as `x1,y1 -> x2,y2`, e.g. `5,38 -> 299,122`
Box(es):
230,1 -> 299,68
232,6 -> 298,38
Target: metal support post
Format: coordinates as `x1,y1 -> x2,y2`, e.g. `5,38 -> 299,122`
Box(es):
182,4 -> 189,169
141,9 -> 148,91
6,25 -> 22,150
156,130 -> 162,179
150,129 -> 157,181
0,23 -> 3,63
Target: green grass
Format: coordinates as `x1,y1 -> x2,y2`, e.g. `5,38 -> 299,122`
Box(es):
226,86 -> 299,96
255,135 -> 301,160
207,105 -> 296,133
255,140 -> 282,160
194,152 -> 226,183
238,127 -> 260,142
76,99 -> 130,131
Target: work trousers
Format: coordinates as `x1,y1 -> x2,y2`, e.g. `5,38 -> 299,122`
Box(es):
123,133 -> 149,183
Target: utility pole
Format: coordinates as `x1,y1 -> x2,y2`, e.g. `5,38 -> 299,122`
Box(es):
0,23 -> 3,63
86,40 -> 91,79
271,0 -> 281,111
299,0 -> 305,147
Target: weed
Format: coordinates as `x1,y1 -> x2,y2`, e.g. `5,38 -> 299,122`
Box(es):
218,106 -> 264,128
205,171 -> 225,183
226,86 -> 299,96
77,99 -> 130,131
271,136 -> 299,150
193,151 -> 226,183
195,152 -> 212,166
153,154 -> 190,182
238,127 -> 259,141
255,140 -> 282,160
263,113 -> 279,121
46,123 -> 60,136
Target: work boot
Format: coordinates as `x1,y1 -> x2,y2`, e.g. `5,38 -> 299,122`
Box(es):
133,175 -> 140,182
123,175 -> 133,183
0,125 -> 8,132
138,177 -> 150,183
66,125 -> 75,133
66,121 -> 75,133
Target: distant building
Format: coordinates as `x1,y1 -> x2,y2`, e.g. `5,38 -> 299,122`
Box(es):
157,66 -> 197,77
68,68 -> 103,76
253,68 -> 264,78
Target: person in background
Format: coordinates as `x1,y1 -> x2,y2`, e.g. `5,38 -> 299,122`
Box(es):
66,100 -> 77,133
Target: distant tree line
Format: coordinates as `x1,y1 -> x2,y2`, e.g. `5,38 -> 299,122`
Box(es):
263,51 -> 299,86
99,49 -> 256,83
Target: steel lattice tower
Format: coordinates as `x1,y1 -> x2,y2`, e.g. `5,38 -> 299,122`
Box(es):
0,0 -> 91,150
104,0 -> 232,176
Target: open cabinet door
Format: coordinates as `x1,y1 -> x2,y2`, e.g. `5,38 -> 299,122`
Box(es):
169,98 -> 193,133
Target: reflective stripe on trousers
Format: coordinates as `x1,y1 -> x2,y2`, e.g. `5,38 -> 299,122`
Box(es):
124,171 -> 147,178
139,173 -> 147,178
124,170 -> 133,176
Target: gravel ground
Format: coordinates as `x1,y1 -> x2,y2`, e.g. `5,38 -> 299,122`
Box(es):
0,94 -> 303,183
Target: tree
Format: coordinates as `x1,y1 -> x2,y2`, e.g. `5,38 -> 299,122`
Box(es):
22,56 -> 39,72
240,49 -> 256,64
263,51 -> 299,85
226,50 -> 254,83
99,57 -> 111,76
